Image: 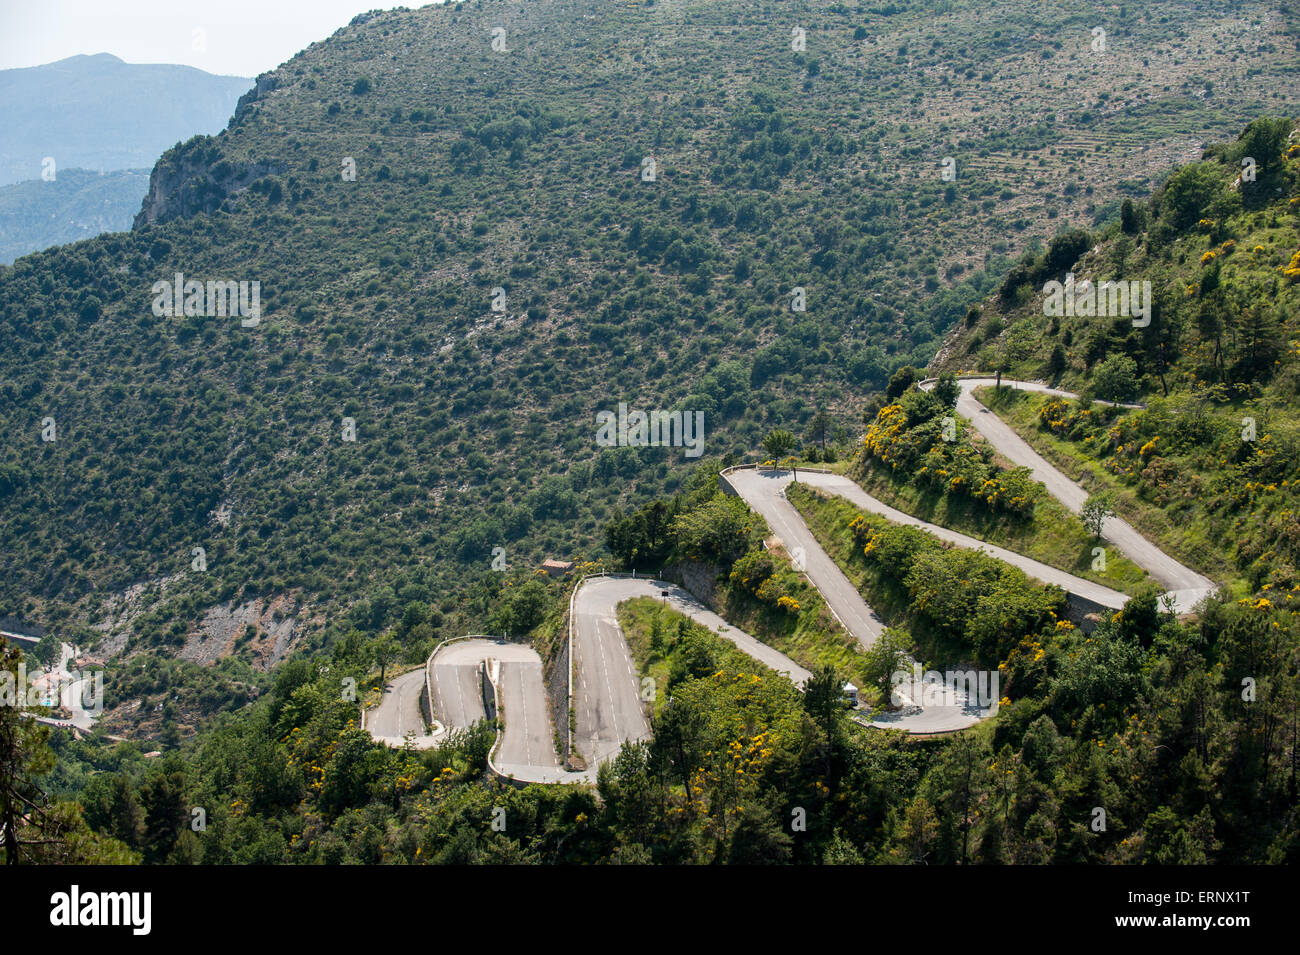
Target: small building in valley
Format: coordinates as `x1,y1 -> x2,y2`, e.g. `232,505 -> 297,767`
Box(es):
540,559 -> 574,578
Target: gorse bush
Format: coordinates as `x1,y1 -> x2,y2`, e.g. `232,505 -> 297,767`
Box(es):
861,391 -> 1038,518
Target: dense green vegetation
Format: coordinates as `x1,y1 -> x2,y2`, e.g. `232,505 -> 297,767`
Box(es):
788,483 -> 1067,669
2,1 -> 1299,865
940,117 -> 1300,600
3,0 -> 1296,704
864,375 -> 1041,517
14,505 -> 1296,862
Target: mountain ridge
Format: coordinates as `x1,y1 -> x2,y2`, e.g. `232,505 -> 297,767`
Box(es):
1,0 -> 1296,694
0,52 -> 251,186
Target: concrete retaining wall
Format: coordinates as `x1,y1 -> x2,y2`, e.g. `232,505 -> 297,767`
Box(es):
480,660 -> 497,722
543,633 -> 570,763
1067,594 -> 1111,632
419,679 -> 433,728
661,560 -> 722,606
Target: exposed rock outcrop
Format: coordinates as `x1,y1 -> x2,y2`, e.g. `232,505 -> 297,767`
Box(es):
232,73 -> 280,127
132,133 -> 284,229
181,594 -> 301,670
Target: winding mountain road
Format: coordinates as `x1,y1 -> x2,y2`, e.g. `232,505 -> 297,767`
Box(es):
569,576 -> 654,772
364,666 -> 439,748
576,576 -> 812,689
921,376 -> 1217,613
574,575 -> 981,736
434,639 -> 563,781
727,468 -> 1131,613
364,378 -> 1219,772
366,580 -> 817,777
364,637 -> 566,780
724,469 -> 889,648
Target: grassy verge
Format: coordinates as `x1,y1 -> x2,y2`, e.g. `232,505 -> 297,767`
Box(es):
973,386 -> 1239,589
850,452 -> 1149,593
755,456 -> 853,475
713,568 -> 869,690
786,483 -> 976,671
616,597 -> 803,719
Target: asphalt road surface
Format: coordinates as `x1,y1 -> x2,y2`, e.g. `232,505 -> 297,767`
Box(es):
724,467 -> 1094,734
929,377 -> 1217,613
430,641 -> 489,730
488,652 -> 564,778
365,638 -> 567,778
571,577 -> 655,771
867,670 -> 995,734
433,639 -> 564,780
366,665 -> 439,749
724,468 -> 888,649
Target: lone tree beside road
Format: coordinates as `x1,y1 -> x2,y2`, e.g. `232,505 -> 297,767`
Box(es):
371,634 -> 397,687
804,665 -> 846,744
803,664 -> 847,779
763,428 -> 796,459
806,406 -> 833,457
862,628 -> 912,704
1081,492 -> 1116,539
1092,354 -> 1139,402
886,365 -> 918,399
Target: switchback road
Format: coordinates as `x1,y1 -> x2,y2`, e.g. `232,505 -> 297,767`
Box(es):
922,376 -> 1217,613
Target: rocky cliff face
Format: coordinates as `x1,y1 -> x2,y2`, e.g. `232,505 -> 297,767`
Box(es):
231,72 -> 279,127
132,127 -> 283,228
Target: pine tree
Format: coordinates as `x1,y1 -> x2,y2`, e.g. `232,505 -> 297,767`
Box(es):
0,640 -> 135,863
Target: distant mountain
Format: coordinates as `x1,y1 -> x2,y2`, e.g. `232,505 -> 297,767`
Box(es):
0,53 -> 250,187
0,168 -> 149,264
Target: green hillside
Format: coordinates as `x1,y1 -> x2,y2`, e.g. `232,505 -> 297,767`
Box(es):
935,116 -> 1300,598
2,0 -> 1296,683
1,0 -> 1300,867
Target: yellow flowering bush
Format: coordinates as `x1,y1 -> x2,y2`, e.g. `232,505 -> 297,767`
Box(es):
1283,248 -> 1300,282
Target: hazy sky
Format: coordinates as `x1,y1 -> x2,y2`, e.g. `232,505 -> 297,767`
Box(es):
0,0 -> 439,78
